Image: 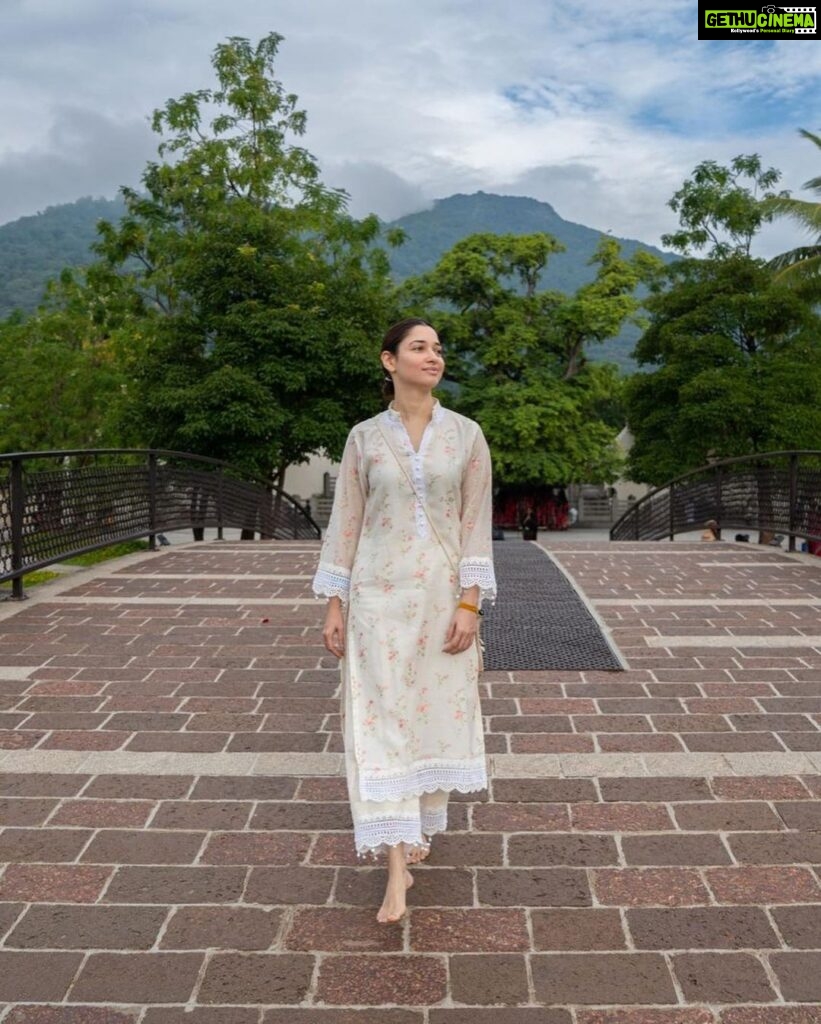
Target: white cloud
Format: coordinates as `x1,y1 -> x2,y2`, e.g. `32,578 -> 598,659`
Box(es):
0,0 -> 817,261
325,162 -> 431,221
0,106 -> 154,224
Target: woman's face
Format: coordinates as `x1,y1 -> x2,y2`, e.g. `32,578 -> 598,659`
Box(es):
383,325 -> 445,389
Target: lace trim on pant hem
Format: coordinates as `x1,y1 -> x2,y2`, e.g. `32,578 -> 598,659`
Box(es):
421,807 -> 448,836
358,760 -> 487,803
354,816 -> 427,859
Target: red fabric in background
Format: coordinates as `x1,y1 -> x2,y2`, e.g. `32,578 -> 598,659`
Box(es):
493,486 -> 570,531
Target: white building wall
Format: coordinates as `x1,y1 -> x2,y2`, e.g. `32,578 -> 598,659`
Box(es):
283,454 -> 338,503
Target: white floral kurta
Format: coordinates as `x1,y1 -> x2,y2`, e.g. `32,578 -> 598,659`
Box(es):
312,399 -> 497,825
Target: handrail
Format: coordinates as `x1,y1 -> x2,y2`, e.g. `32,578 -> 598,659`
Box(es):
610,449 -> 821,549
1,447 -> 255,465
0,448 -> 322,599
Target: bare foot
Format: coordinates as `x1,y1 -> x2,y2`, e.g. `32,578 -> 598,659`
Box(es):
377,847 -> 413,924
406,836 -> 431,864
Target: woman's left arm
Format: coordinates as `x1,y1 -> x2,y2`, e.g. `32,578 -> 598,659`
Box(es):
443,426 -> 497,655
457,425 -> 497,606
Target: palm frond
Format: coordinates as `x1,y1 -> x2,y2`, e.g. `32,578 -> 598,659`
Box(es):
762,128 -> 821,294
769,245 -> 821,275
797,130 -> 821,193
762,197 -> 821,233
798,128 -> 821,150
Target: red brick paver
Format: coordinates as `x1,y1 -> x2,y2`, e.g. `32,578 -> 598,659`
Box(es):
0,539 -> 819,1017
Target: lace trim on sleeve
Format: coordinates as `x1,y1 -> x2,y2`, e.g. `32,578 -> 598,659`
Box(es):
459,557 -> 497,605
311,564 -> 351,602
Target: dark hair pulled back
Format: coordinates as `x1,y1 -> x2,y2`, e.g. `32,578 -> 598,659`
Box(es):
380,317 -> 434,402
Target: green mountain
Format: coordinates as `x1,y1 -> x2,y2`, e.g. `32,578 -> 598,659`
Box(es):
0,196 -> 126,318
388,191 -> 668,291
0,190 -> 672,371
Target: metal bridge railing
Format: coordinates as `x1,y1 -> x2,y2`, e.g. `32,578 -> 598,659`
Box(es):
610,450 -> 821,548
0,448 -> 321,599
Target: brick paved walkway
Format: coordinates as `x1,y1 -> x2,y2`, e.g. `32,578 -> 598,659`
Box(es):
0,538 -> 819,1022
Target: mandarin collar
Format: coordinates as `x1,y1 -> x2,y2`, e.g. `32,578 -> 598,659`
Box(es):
386,397 -> 445,424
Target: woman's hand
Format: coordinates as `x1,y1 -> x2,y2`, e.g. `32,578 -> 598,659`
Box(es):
322,600 -> 346,659
442,606 -> 478,655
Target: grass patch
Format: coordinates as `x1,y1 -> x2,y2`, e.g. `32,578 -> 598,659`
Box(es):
62,540 -> 150,566
23,570 -> 63,586
0,569 -> 62,596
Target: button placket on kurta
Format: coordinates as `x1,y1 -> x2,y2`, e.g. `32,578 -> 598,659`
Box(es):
386,400 -> 445,540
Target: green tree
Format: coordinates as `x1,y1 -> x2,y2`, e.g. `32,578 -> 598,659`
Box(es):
404,232 -> 657,485
0,267 -> 135,453
94,33 -> 398,494
625,155 -> 821,489
661,153 -> 786,258
764,129 -> 821,301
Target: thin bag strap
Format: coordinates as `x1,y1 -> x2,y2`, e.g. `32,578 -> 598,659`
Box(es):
376,416 -> 458,576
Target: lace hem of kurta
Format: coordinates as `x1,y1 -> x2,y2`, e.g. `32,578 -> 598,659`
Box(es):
459,556 -> 497,604
312,563 -> 351,602
354,809 -> 449,857
358,758 -> 488,803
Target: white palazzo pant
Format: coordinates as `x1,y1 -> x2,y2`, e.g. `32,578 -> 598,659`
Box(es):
343,673 -> 449,859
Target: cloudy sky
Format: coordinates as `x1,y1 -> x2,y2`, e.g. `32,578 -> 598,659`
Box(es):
1,0 -> 819,256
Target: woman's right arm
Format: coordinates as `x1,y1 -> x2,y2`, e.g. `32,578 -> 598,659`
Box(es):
311,431 -> 367,657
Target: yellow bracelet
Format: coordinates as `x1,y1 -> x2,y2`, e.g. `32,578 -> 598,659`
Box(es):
458,601 -> 480,614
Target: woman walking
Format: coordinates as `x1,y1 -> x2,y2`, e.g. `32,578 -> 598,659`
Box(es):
312,317 -> 496,923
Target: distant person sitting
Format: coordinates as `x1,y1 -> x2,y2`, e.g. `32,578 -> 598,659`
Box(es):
521,508 -> 538,541
701,519 -> 719,542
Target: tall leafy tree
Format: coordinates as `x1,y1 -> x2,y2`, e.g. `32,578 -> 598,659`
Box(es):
0,266 -> 136,453
661,153 -> 785,258
94,33 -> 398,492
625,155 -> 821,489
404,232 -> 658,485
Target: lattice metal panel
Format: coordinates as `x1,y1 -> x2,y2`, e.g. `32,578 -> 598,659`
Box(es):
0,449 -> 320,585
154,466 -> 221,531
612,486 -> 672,541
612,453 -> 821,543
671,475 -> 716,534
21,461 -> 150,570
793,458 -> 821,539
0,463 -> 10,576
719,463 -> 790,531
154,465 -> 319,540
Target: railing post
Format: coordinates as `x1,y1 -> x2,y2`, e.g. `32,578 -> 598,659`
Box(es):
217,469 -> 224,541
147,452 -> 157,552
10,457 -> 26,600
788,453 -> 798,552
715,466 -> 723,541
669,482 -> 675,541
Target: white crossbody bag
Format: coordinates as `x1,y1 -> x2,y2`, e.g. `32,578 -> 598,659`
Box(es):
376,418 -> 485,672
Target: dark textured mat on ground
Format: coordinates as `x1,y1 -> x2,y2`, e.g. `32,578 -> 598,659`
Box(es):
482,541 -> 623,671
